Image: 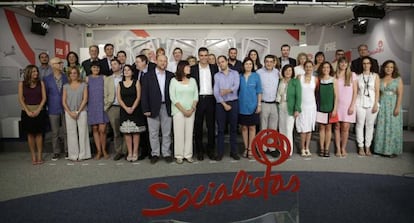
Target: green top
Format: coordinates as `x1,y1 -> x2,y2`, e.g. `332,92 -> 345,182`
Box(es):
278,78 -> 302,116
169,77 -> 199,116
318,77 -> 334,113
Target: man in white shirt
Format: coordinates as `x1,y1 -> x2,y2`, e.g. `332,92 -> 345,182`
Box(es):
167,47 -> 183,73
279,44 -> 297,69
257,55 -> 281,157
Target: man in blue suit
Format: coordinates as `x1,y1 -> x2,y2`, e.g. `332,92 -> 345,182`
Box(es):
141,55 -> 174,164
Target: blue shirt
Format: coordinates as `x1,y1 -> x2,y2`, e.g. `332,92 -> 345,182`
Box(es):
213,69 -> 239,103
239,72 -> 262,115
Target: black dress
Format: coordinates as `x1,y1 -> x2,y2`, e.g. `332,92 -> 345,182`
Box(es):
119,80 -> 146,133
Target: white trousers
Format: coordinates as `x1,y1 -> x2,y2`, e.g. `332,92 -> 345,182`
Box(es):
65,111 -> 91,160
356,106 -> 378,148
173,111 -> 195,159
278,102 -> 295,156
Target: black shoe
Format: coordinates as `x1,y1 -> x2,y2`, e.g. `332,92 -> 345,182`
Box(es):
51,153 -> 59,161
216,155 -> 223,161
207,153 -> 217,160
230,153 -> 240,160
150,156 -> 159,164
197,153 -> 204,161
113,153 -> 124,161
266,150 -> 280,158
164,156 -> 173,163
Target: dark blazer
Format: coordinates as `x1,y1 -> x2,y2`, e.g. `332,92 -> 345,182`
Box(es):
351,57 -> 379,74
99,58 -> 112,76
141,68 -> 174,118
132,62 -> 157,81
190,64 -> 219,93
278,57 -> 297,67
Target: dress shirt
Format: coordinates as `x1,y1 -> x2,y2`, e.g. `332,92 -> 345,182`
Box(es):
213,69 -> 240,103
39,65 -> 52,79
167,60 -> 178,73
281,57 -> 290,69
257,67 -> 279,102
199,64 -> 213,95
112,73 -> 123,105
156,68 -> 166,102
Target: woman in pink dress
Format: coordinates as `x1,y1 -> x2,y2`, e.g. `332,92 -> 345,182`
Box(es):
334,57 -> 357,157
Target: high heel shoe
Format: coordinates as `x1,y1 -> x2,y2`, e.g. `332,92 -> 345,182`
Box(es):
301,150 -> 307,157
305,149 -> 312,157
243,149 -> 253,159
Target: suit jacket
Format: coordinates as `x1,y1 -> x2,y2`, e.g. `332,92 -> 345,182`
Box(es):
141,69 -> 174,118
43,73 -> 68,115
132,62 -> 156,81
351,57 -> 379,74
99,58 -> 112,76
278,57 -> 297,67
103,75 -> 116,112
190,64 -> 219,93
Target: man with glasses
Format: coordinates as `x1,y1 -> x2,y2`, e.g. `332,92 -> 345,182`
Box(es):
43,57 -> 68,160
351,44 -> 379,74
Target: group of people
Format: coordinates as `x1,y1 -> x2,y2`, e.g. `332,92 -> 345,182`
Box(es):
18,43 -> 404,165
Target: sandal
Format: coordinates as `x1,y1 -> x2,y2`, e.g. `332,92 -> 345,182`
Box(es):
358,147 -> 365,156
324,150 -> 330,157
365,147 -> 372,156
243,149 -> 253,159
319,149 -> 324,157
301,150 -> 307,157
305,149 -> 312,157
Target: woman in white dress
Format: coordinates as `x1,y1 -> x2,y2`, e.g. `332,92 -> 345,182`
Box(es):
294,52 -> 307,76
296,61 -> 318,157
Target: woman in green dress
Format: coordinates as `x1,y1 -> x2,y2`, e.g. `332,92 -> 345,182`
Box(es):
374,60 -> 403,157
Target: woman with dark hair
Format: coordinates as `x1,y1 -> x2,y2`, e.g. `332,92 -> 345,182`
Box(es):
277,64 -> 301,156
248,49 -> 263,71
117,65 -> 146,162
169,60 -> 198,164
355,56 -> 379,156
18,65 -> 47,164
239,58 -> 262,159
296,61 -> 317,157
86,61 -> 110,159
316,61 -> 338,157
334,57 -> 357,157
374,60 -> 403,157
62,67 -> 91,161
314,51 -> 325,73
65,51 -> 86,79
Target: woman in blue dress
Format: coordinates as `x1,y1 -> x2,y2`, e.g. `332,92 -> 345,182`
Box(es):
86,62 -> 110,159
374,60 -> 403,157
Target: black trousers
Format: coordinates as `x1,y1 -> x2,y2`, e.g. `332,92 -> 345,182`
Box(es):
194,95 -> 216,155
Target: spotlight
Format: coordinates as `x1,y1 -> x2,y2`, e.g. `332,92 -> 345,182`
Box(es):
253,4 -> 287,14
147,3 -> 180,15
353,18 -> 368,34
353,5 -> 385,19
31,20 -> 48,36
35,4 -> 71,19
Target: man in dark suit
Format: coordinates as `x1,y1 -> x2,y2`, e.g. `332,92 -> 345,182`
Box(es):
351,44 -> 379,74
191,47 -> 219,161
99,43 -> 114,76
279,44 -> 297,69
81,45 -> 100,76
132,54 -> 156,160
141,55 -> 174,164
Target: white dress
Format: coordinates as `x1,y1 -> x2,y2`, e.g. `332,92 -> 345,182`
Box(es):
295,75 -> 317,132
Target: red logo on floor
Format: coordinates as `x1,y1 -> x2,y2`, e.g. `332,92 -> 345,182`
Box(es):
141,129 -> 300,217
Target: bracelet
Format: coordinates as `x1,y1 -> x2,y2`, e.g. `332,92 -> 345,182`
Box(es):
258,103 -> 262,106
75,111 -> 79,114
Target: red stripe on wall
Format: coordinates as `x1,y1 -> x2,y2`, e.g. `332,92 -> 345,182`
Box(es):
286,29 -> 300,42
5,9 -> 35,64
130,29 -> 150,38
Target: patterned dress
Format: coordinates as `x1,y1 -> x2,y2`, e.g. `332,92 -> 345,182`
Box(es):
374,78 -> 403,155
87,75 -> 109,125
